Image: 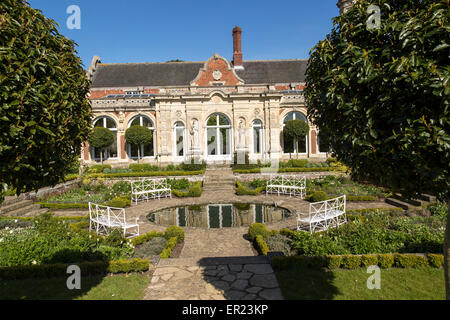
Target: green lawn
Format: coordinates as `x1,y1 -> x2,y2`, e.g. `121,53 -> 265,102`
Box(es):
275,267 -> 445,300
0,274 -> 150,300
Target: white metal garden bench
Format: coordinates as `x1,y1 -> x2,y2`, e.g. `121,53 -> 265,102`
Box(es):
88,202 -> 139,238
266,175 -> 306,198
296,195 -> 347,233
130,178 -> 171,204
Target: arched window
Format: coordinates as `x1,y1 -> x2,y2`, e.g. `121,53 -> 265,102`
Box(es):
252,119 -> 263,154
282,111 -> 308,154
92,116 -> 118,160
206,113 -> 231,157
173,122 -> 185,157
127,115 -> 155,158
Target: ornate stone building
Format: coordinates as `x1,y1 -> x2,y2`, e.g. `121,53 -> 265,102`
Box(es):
83,26 -> 330,166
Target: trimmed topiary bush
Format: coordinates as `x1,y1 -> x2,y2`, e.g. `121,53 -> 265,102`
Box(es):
378,254 -> 394,269
255,235 -> 269,255
326,255 -> 343,269
342,255 -> 361,269
427,254 -> 444,268
247,223 -> 270,241
361,254 -> 378,268
164,225 -> 185,243
306,191 -> 329,202
394,254 -> 428,268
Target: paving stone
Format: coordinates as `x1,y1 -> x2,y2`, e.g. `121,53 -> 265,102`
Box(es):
243,293 -> 258,300
249,274 -> 279,288
226,290 -> 246,300
236,272 -> 253,280
244,264 -> 274,275
246,286 -> 263,294
229,264 -> 243,272
160,273 -> 173,281
259,288 -> 284,300
231,279 -> 249,291
211,280 -> 230,290
204,269 -> 219,276
222,274 -> 236,282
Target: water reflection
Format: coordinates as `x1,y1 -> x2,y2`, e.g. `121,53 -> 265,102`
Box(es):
147,203 -> 291,228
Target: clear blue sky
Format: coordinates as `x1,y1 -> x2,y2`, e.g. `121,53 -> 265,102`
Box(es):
29,0 -> 340,68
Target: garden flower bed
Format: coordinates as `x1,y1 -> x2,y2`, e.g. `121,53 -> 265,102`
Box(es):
38,178 -> 203,209
235,175 -> 389,200
247,207 -> 447,268
0,214 -> 185,280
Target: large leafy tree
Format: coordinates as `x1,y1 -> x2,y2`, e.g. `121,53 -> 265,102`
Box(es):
0,0 -> 92,198
305,0 -> 449,297
125,125 -> 153,164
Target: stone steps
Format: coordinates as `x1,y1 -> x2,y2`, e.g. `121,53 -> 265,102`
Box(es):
385,193 -> 432,211
0,199 -> 48,217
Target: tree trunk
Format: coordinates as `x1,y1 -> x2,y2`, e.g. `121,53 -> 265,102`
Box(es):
137,146 -> 140,164
100,148 -> 103,165
445,202 -> 450,300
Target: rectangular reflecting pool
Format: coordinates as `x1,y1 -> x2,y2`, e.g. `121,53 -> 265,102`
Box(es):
146,203 -> 291,228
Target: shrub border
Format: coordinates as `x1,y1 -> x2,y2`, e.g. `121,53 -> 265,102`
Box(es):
271,253 -> 444,271
233,167 -> 346,174
0,258 -> 151,280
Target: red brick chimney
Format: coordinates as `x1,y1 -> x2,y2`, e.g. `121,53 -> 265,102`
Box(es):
232,26 -> 243,69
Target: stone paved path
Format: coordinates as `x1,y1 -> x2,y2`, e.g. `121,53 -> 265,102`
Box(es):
144,257 -> 284,300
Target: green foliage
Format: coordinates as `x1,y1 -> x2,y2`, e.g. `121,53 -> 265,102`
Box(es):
236,181 -> 265,195
266,234 -> 293,256
305,0 -> 449,201
247,223 -> 270,241
283,119 -> 310,141
133,237 -> 167,258
427,254 -> 444,268
171,181 -> 202,198
130,231 -> 165,246
129,164 -> 159,172
233,167 -> 341,174
346,195 -> 377,201
85,170 -> 204,179
0,0 -> 92,197
87,165 -> 112,174
326,255 -> 343,269
427,202 -> 448,219
378,254 -> 395,269
361,254 -> 378,268
88,127 -> 114,150
394,254 -> 428,268
179,160 -> 207,172
254,235 -> 270,255
0,259 -> 150,280
105,196 -> 131,208
164,225 -> 185,243
341,255 -> 361,269
306,191 -> 329,202
291,213 -> 445,256
125,125 -> 152,147
166,178 -> 190,191
160,237 -> 178,259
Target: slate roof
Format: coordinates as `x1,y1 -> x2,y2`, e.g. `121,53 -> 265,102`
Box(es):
90,59 -> 308,88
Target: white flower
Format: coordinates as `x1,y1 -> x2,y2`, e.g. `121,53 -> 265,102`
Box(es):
5,227 -> 9,230
32,261 -> 37,265
0,238 -> 3,242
